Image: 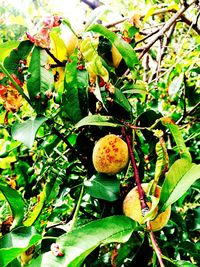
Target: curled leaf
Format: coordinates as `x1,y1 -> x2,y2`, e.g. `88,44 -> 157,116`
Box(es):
80,37 -> 109,83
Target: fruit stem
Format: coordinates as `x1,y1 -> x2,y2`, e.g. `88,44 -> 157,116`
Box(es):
123,128 -> 149,215
147,221 -> 165,267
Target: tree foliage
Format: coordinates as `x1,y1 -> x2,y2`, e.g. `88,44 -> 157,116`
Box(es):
0,0 -> 200,266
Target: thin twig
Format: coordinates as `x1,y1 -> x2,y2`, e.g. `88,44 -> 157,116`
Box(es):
68,185 -> 84,232
148,43 -> 199,85
149,23 -> 176,83
52,126 -> 88,166
180,13 -> 200,35
143,54 -> 150,82
156,37 -> 164,82
160,22 -> 176,61
135,28 -> 160,46
104,5 -> 200,35
176,101 -> 200,124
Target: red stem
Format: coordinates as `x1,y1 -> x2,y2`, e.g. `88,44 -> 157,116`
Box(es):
123,128 -> 149,215
147,221 -> 165,267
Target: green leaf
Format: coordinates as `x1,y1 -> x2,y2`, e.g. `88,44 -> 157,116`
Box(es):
45,175 -> 63,203
162,119 -> 192,162
190,206 -> 200,231
61,18 -> 78,37
140,195 -> 159,224
0,181 -> 24,228
0,41 -> 20,62
62,52 -> 89,123
115,233 -> 144,267
26,46 -> 54,114
29,216 -> 136,267
162,255 -> 198,266
84,173 -> 120,201
122,80 -> 147,95
174,261 -> 198,267
75,115 -> 123,128
87,24 -> 139,70
113,87 -> 132,114
11,116 -> 48,148
23,187 -> 46,226
154,139 -> 168,183
4,40 -> 33,82
0,226 -> 41,267
158,159 -> 200,212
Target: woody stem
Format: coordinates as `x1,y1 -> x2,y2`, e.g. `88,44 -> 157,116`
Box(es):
123,128 -> 149,214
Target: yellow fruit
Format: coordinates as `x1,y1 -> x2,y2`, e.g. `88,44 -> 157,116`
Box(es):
65,33 -> 78,57
61,27 -> 79,57
92,134 -> 129,175
123,183 -> 171,231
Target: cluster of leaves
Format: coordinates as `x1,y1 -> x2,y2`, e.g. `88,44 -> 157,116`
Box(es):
0,0 -> 200,266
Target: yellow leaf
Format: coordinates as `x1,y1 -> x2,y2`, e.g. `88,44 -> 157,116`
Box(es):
0,156 -> 16,169
50,32 -> 67,62
80,37 -> 109,83
143,7 -> 156,23
50,32 -> 67,89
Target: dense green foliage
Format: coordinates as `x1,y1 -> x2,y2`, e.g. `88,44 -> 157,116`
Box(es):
0,0 -> 200,266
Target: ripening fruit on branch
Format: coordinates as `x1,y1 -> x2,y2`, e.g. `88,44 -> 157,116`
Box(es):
123,183 -> 171,231
92,134 -> 129,175
61,25 -> 81,57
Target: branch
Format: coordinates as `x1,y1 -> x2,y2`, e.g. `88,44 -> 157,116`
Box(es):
45,49 -> 66,67
188,101 -> 200,116
148,23 -> 176,83
180,13 -> 200,35
176,101 -> 200,124
105,5 -> 200,35
122,128 -> 149,215
138,0 -> 196,59
105,8 -> 176,28
147,221 -> 165,267
160,23 -> 176,61
149,43 -> 199,85
138,0 -> 197,60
